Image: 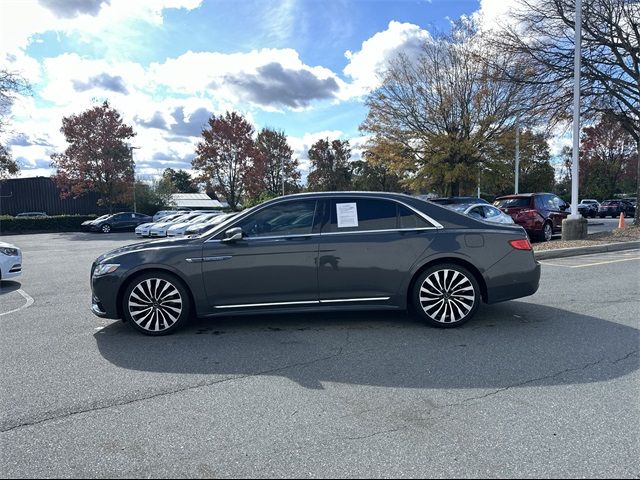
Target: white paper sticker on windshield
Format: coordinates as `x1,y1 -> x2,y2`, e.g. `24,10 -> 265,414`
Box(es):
336,202 -> 358,228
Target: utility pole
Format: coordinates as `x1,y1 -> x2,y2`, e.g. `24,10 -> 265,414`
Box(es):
128,146 -> 140,213
281,157 -> 285,196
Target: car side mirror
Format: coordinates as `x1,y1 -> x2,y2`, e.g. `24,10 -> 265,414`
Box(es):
222,227 -> 243,242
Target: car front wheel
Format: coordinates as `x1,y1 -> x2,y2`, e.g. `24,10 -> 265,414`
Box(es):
122,272 -> 191,335
411,264 -> 480,328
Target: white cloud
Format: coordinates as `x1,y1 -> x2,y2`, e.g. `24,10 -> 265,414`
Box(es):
149,49 -> 347,110
342,21 -> 432,97
0,0 -> 203,55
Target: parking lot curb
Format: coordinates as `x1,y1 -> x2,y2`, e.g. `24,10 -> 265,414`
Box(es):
534,240 -> 640,260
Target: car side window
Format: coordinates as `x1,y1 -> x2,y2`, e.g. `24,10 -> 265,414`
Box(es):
398,205 -> 433,228
235,200 -> 317,238
468,207 -> 484,220
328,198 -> 397,233
483,206 -> 500,218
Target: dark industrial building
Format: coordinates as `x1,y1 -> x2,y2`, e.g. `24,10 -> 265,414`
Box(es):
0,177 -> 108,216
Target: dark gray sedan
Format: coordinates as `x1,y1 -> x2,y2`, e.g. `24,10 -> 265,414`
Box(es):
91,192 -> 541,335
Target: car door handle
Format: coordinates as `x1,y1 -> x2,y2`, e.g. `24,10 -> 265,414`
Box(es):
203,256 -> 233,262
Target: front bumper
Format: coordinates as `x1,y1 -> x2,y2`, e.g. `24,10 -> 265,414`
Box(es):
90,265 -> 123,319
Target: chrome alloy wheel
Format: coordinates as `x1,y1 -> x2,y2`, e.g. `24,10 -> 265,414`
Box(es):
543,222 -> 553,242
128,278 -> 183,332
419,269 -> 475,324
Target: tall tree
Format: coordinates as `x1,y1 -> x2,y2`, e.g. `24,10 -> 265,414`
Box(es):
306,139 -> 352,191
360,21 -> 536,196
192,111 -> 256,211
246,128 -> 300,199
579,114 -> 638,200
353,138 -> 406,192
159,168 -> 198,193
492,0 -> 639,220
51,101 -> 136,212
0,144 -> 19,180
482,129 -> 555,197
0,69 -> 31,179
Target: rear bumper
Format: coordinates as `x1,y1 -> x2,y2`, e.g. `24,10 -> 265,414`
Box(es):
484,251 -> 541,304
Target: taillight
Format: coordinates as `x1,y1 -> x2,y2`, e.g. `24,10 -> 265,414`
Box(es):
509,239 -> 532,251
517,209 -> 538,219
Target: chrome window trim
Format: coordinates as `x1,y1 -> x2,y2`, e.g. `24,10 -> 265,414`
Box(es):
204,194 -> 444,243
321,227 -> 438,236
213,297 -> 391,309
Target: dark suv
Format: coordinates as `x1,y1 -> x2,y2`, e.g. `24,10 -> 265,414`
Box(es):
494,193 -> 570,242
598,200 -> 635,218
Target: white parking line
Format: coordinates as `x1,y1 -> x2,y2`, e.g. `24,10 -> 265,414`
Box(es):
571,257 -> 640,268
0,289 -> 35,317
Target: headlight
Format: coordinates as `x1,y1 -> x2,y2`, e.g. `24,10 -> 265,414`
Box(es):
0,247 -> 19,256
93,264 -> 120,276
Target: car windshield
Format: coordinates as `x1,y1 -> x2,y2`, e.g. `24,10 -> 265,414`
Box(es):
494,198 -> 531,208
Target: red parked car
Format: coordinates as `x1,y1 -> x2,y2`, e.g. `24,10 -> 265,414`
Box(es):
494,193 -> 570,242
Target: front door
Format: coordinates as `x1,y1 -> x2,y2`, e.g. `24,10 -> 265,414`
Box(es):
201,199 -> 320,308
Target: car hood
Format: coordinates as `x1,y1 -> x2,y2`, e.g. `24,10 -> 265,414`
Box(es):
136,222 -> 154,229
0,241 -> 19,249
94,237 -> 197,264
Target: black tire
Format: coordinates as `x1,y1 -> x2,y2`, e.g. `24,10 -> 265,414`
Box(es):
122,272 -> 191,335
599,214 -> 605,219
540,221 -> 553,242
590,211 -> 596,218
101,224 -> 112,233
411,263 -> 481,328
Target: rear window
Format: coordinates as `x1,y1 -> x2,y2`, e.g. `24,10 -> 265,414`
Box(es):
493,198 -> 531,208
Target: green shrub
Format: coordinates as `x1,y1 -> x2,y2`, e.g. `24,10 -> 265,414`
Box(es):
0,215 -> 98,234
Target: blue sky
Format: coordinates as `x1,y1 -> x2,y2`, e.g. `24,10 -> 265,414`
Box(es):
2,0 -> 527,180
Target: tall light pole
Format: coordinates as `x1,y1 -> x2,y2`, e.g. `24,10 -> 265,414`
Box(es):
569,0 -> 582,219
128,146 -> 140,213
514,119 -> 520,194
562,0 -> 587,239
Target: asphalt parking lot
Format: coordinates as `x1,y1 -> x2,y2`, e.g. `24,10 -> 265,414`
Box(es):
1,232 -> 638,478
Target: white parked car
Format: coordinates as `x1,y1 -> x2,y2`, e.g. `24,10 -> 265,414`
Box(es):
149,212 -> 206,237
166,213 -> 220,237
448,203 -> 515,224
183,212 -> 237,235
152,210 -> 192,222
136,213 -> 187,237
0,241 -> 22,280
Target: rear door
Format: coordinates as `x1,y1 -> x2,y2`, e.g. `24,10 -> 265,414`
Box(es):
317,197 -> 438,303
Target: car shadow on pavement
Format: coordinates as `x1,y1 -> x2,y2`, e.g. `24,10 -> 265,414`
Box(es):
0,280 -> 22,295
94,301 -> 639,390
59,232 -> 143,242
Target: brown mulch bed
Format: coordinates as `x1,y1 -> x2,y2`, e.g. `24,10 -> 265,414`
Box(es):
533,224 -> 640,251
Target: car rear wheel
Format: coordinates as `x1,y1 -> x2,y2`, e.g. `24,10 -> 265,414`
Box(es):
123,272 -> 191,335
101,224 -> 111,233
411,264 -> 480,328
